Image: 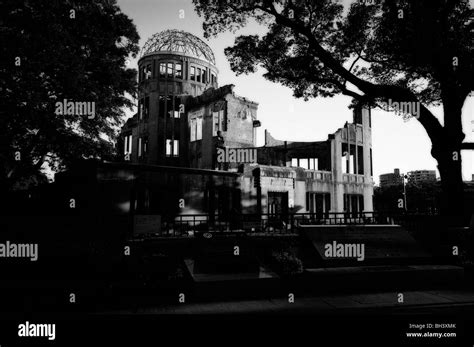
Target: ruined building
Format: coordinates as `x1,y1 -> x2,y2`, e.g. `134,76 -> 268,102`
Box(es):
119,29 -> 258,168
119,30 -> 374,217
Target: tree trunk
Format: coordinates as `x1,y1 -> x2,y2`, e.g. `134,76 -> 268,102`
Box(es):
433,93 -> 468,224
433,143 -> 465,224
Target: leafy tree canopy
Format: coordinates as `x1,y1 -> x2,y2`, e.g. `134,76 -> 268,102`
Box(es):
0,0 -> 139,190
193,0 -> 473,216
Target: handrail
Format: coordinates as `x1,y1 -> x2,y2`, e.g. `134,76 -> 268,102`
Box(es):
132,211 -> 432,237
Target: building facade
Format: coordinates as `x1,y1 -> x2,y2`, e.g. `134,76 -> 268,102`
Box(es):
379,169 -> 404,187
119,30 -> 374,216
407,170 -> 437,184
239,105 -> 374,216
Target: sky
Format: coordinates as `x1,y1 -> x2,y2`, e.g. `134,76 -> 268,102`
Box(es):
116,0 -> 474,185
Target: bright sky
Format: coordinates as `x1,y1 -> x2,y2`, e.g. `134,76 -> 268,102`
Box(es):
116,0 -> 474,184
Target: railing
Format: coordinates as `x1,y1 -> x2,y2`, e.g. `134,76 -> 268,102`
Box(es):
291,211 -> 391,226
305,170 -> 332,181
134,211 -> 404,238
342,173 -> 365,183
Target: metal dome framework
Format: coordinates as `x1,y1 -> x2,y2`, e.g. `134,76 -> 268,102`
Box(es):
140,29 -> 216,65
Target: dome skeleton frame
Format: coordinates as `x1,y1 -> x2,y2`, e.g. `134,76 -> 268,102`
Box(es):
140,30 -> 216,65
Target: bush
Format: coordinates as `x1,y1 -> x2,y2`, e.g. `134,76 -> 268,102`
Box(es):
168,266 -> 186,281
271,251 -> 304,277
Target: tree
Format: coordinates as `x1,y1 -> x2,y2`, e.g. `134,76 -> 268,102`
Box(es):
193,0 -> 473,219
0,0 -> 139,191
374,181 -> 442,213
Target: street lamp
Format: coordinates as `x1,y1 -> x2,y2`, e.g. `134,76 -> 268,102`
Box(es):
402,174 -> 408,212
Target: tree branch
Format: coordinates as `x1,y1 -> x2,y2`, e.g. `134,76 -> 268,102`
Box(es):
254,2 -> 444,142
221,1 -> 445,143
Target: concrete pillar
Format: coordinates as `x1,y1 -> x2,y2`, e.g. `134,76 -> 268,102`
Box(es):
362,107 -> 374,212
331,135 -> 344,213
355,127 -> 359,176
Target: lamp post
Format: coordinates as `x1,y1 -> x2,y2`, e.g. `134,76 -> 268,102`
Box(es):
402,174 -> 408,212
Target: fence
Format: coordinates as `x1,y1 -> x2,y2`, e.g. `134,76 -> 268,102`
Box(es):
136,211 -> 412,238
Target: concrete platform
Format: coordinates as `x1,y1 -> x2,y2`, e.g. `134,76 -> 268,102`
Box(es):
303,264 -> 465,293
108,289 -> 474,315
184,258 -> 278,282
300,224 -> 432,266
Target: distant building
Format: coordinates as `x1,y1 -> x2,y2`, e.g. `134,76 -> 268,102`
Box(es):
407,170 -> 436,184
379,169 -> 403,187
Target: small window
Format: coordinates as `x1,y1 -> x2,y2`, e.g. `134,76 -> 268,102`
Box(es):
124,134 -> 132,155
213,110 -> 225,135
144,64 -> 152,79
309,158 -> 318,170
190,119 -> 196,142
175,63 -> 182,79
168,108 -> 179,118
342,155 -> 348,174
166,139 -> 172,157
173,140 -> 179,157
196,68 -> 201,82
201,68 -> 206,83
159,63 -> 166,78
138,137 -> 142,157
196,117 -> 202,140
190,66 -> 196,81
190,117 -> 202,141
167,63 -> 173,78
300,159 -> 309,169
213,111 -> 219,136
166,139 -> 179,157
291,158 -> 298,167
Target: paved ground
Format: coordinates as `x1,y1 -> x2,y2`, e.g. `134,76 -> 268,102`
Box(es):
104,289 -> 474,315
